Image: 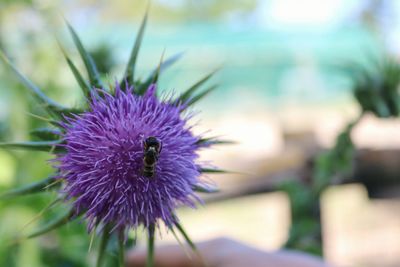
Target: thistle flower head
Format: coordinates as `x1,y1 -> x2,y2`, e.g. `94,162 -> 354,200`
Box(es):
58,84 -> 201,230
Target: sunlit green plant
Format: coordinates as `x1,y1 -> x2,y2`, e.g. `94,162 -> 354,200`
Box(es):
0,11 -> 227,267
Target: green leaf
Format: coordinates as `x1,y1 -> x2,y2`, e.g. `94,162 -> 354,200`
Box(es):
96,225 -> 112,267
185,84 -> 218,107
59,44 -> 92,98
136,52 -> 183,95
0,51 -> 74,119
199,167 -> 227,174
0,140 -> 64,152
0,176 -> 58,200
192,184 -> 219,193
30,128 -> 61,141
66,22 -> 105,90
177,69 -> 219,103
123,11 -> 148,87
146,223 -> 155,267
27,208 -> 76,239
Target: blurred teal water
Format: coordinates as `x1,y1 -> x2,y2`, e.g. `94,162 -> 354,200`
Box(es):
82,22 -> 379,110
0,21 -> 379,118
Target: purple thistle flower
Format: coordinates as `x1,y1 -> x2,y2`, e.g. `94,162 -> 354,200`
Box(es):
0,13 -> 225,267
56,83 -> 202,231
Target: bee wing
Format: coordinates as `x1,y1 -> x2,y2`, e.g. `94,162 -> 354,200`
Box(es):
159,141 -> 163,154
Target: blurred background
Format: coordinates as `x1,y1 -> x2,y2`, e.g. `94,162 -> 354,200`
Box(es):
1,0 -> 400,266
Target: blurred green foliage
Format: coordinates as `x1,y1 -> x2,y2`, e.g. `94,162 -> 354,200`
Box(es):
283,52 -> 400,257
281,123 -> 356,256
279,180 -> 322,255
313,121 -> 357,194
351,55 -> 400,117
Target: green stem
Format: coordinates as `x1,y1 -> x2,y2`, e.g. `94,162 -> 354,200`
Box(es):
118,231 -> 125,267
146,224 -> 155,267
96,225 -> 111,267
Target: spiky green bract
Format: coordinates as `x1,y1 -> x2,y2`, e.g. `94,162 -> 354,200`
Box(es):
30,128 -> 62,141
0,140 -> 63,152
27,207 -> 77,239
59,45 -> 92,98
122,11 -> 148,87
173,221 -> 197,251
0,176 -> 58,200
192,184 -> 219,193
178,69 -> 219,103
196,137 -> 235,147
199,167 -> 228,174
0,51 -> 79,120
136,52 -> 183,95
66,22 -> 105,91
173,69 -> 219,107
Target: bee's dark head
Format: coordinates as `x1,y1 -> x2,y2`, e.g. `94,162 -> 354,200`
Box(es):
144,136 -> 161,151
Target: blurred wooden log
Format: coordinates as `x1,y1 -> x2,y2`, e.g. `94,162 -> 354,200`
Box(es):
203,125 -> 400,203
355,149 -> 400,198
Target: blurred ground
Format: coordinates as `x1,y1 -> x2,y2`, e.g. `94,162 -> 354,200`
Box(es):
323,184 -> 400,267
153,183 -> 400,267
185,104 -> 400,267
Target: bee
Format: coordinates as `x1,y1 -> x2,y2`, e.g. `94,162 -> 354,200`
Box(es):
142,136 -> 162,178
